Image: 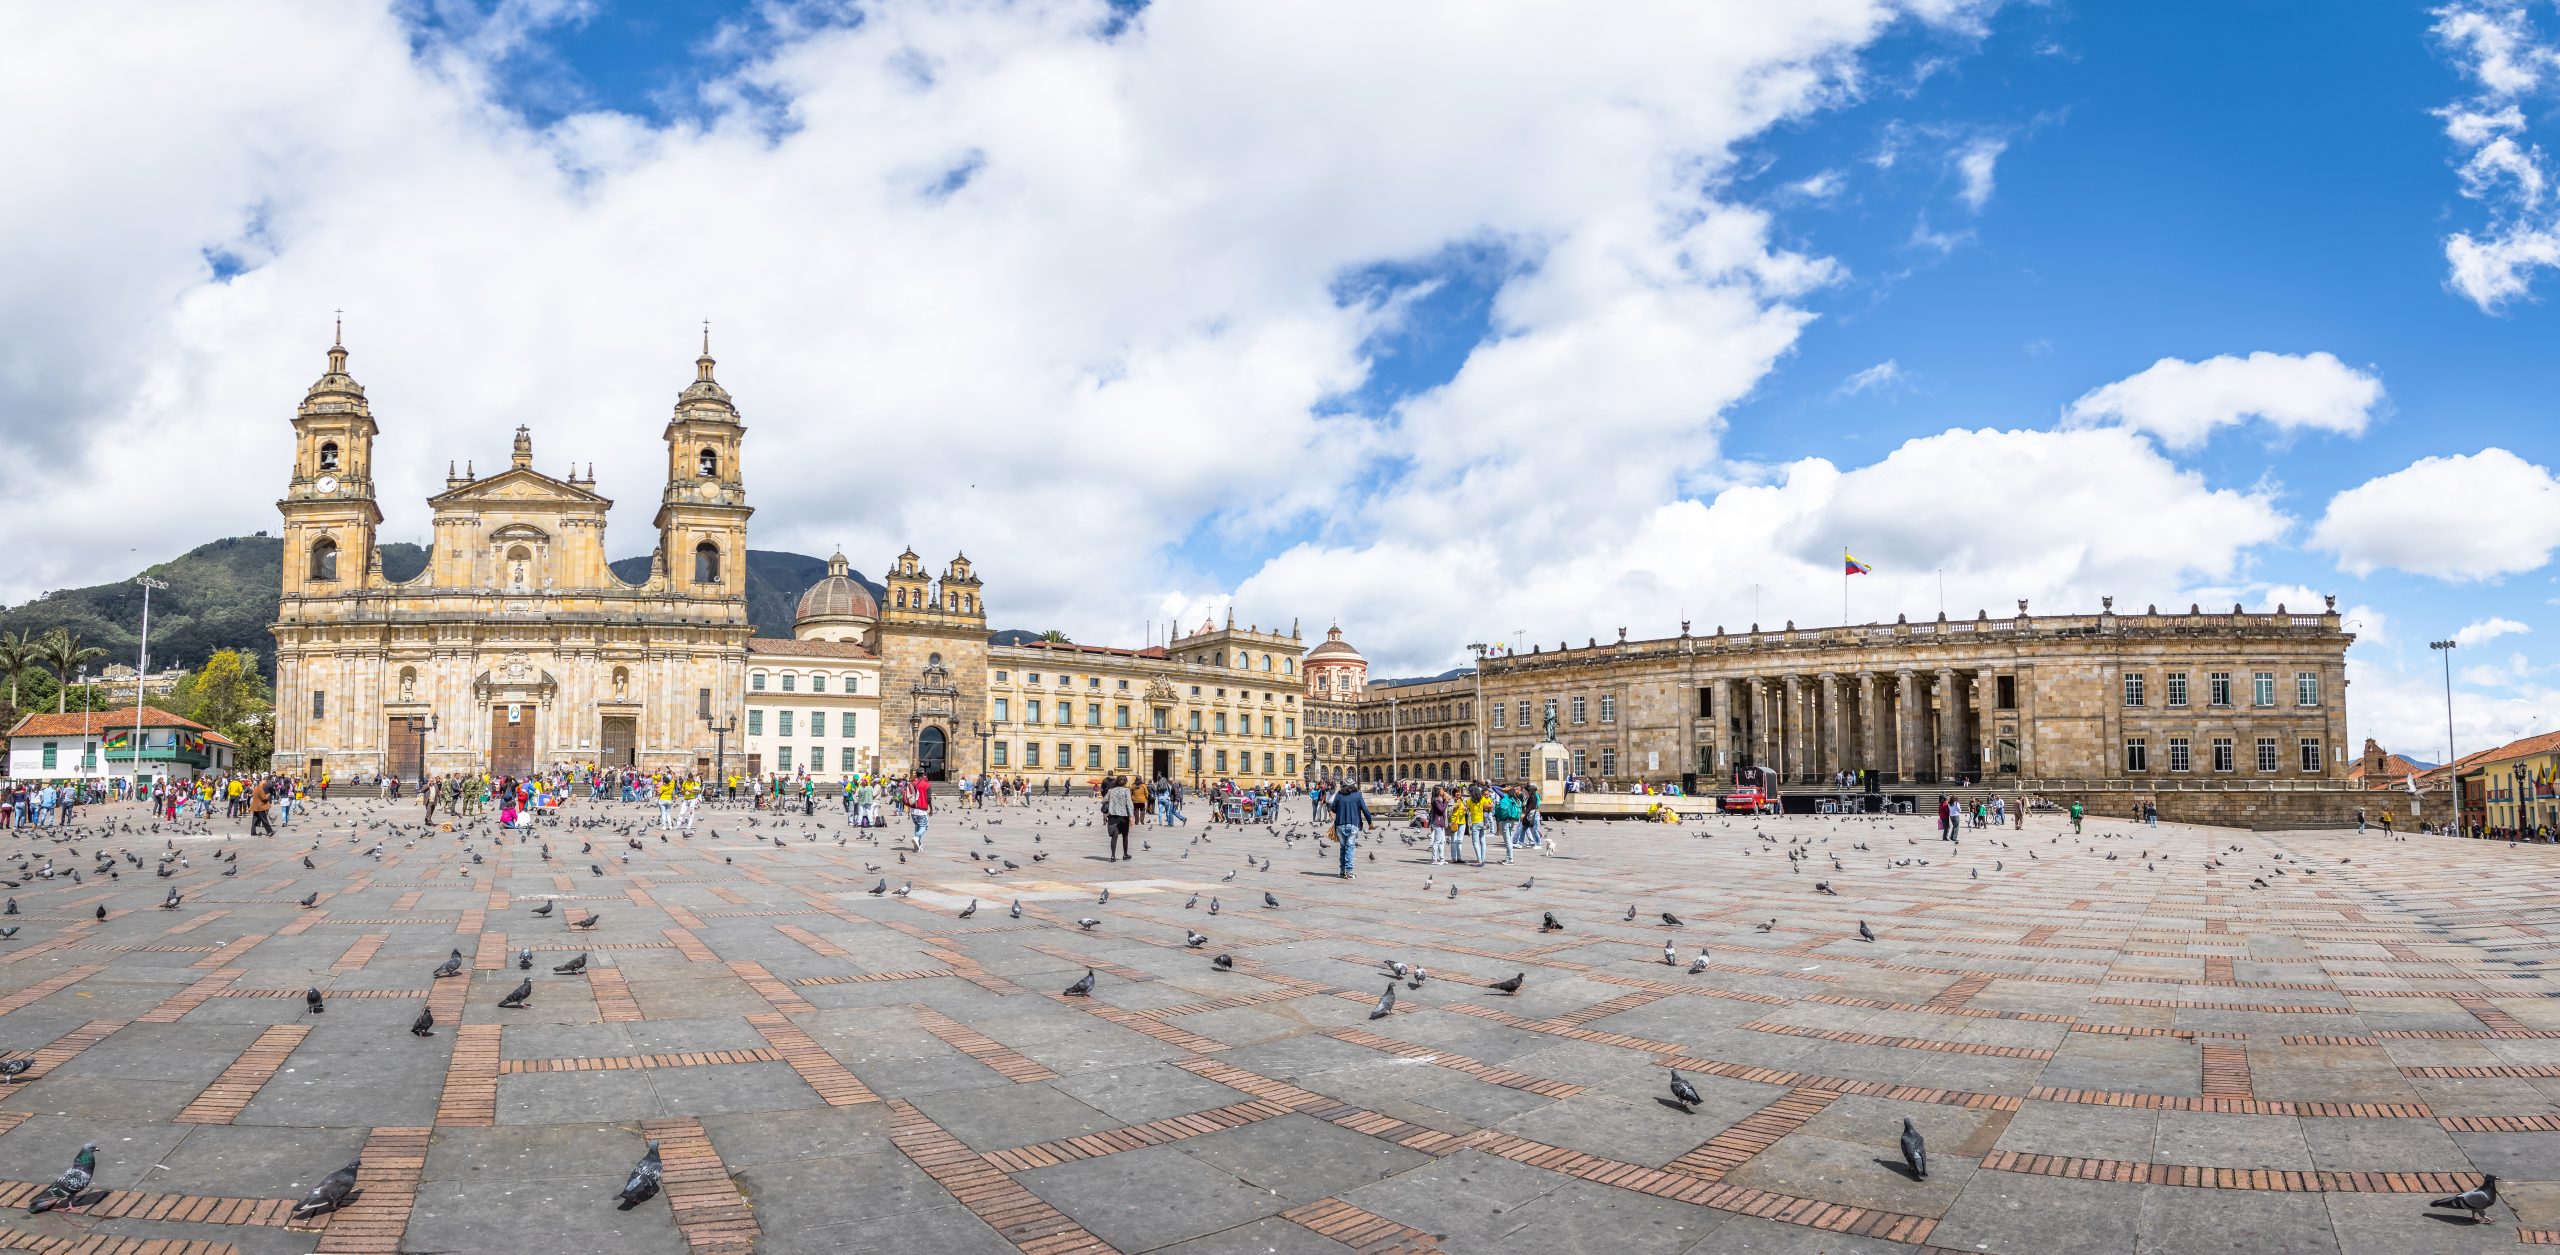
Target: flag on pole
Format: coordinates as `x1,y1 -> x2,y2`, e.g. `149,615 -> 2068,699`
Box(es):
1844,551 -> 1873,576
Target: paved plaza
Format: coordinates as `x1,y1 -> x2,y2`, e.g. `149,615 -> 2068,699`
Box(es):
0,797 -> 2547,1253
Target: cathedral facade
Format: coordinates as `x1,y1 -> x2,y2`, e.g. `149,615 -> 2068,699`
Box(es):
270,334 -> 754,780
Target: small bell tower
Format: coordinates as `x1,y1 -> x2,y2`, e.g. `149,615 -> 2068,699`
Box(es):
653,324 -> 752,602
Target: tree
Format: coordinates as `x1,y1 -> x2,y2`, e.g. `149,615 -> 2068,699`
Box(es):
1038,629 -> 1073,644
0,631 -> 33,709
170,649 -> 271,734
36,628 -> 106,714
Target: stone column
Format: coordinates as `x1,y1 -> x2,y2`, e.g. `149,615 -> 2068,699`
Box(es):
1781,674 -> 1803,783
1857,672 -> 1879,778
1817,673 -> 1841,780
1970,673 -> 1992,780
1935,667 -> 1960,783
1752,678 -> 1774,772
1896,670 -> 1920,781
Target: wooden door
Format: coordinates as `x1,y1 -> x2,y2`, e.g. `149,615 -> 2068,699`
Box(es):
387,717 -> 424,781
599,716 -> 636,767
489,705 -> 536,777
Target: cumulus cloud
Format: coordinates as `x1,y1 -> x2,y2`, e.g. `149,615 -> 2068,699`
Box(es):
2310,448 -> 2560,580
2348,654 -> 2558,760
2431,3 -> 2560,308
1833,359 -> 1906,398
2062,351 -> 2384,450
2456,615 -> 2532,646
2,0 -> 1969,657
1954,136 -> 2006,210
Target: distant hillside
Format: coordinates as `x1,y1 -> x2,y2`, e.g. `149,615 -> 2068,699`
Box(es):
0,537 -> 866,674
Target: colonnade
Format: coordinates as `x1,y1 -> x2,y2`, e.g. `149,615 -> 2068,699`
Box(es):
1714,668 -> 1999,785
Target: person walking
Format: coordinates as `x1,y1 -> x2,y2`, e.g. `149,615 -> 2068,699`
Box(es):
2069,799 -> 2084,835
1330,777 -> 1371,878
247,777 -> 275,836
1495,786 -> 1523,864
1103,775 -> 1134,861
907,774 -> 932,846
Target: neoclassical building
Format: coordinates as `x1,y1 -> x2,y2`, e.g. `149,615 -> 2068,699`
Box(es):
740,552 -> 885,779
271,333 -> 754,779
980,614 -> 1306,789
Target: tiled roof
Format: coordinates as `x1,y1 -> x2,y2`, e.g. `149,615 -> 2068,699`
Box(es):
2458,729 -> 2560,769
746,637 -> 878,661
6,706 -> 207,739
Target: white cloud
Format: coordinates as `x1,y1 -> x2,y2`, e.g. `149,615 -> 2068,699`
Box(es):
1,0 -> 1962,657
1954,136 -> 2006,210
2456,615 -> 2532,646
1833,359 -> 1905,398
2310,448 -> 2560,580
2347,653 -> 2558,760
2431,3 -> 2560,309
1787,169 -> 1846,200
2062,351 -> 2384,450
1237,425 -> 2292,671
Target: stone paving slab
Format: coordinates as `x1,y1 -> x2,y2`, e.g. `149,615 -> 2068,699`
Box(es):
0,798 -> 2548,1250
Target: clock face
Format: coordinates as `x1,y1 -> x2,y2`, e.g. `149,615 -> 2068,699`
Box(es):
697,479 -> 721,499
314,475 -> 339,495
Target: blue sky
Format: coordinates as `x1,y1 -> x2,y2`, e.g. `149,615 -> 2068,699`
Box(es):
12,0 -> 2560,754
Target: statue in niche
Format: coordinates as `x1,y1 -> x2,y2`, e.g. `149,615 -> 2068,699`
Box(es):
399,671 -> 415,701
613,670 -> 629,700
510,558 -> 529,589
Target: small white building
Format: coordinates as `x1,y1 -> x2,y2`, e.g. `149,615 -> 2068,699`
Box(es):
740,553 -> 884,781
5,706 -> 237,782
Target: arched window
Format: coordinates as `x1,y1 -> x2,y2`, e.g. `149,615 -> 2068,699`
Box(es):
1259,654 -> 1272,672
309,537 -> 338,581
698,447 -> 719,478
694,541 -> 722,584
318,441 -> 340,471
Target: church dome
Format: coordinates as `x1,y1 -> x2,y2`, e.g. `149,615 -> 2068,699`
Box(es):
1307,624 -> 1365,661
796,552 -> 879,624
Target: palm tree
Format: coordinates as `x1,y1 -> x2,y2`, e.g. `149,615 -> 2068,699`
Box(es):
36,628 -> 106,714
1038,629 -> 1072,644
0,631 -> 33,710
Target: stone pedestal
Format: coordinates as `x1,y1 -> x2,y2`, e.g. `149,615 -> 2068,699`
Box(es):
1534,741 -> 1569,803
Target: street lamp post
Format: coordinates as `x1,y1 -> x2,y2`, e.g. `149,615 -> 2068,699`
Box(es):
1387,695 -> 1400,786
2430,639 -> 2460,833
972,720 -> 991,783
704,715 -> 736,799
1186,728 -> 1208,792
131,576 -> 168,796
413,714 -> 439,793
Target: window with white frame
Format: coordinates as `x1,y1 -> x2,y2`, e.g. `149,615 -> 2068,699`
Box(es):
2213,737 -> 2235,772
1599,695 -> 1615,724
2165,673 -> 2188,707
2123,674 -> 2146,707
2256,737 -> 2278,772
2296,671 -> 2319,706
2169,737 -> 2191,772
2253,671 -> 2275,706
1571,696 -> 1588,724
2125,738 -> 2148,772
2299,738 -> 2322,772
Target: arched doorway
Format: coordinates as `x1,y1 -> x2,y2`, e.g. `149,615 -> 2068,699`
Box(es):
917,726 -> 948,780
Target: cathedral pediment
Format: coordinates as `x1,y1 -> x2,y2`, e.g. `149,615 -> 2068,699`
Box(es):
428,467 -> 611,510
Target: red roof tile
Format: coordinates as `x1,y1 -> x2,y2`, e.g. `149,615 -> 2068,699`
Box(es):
5,706 -> 207,739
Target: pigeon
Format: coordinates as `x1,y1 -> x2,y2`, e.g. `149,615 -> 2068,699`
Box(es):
0,928 -> 15,940
1624,904 -> 1638,921
532,900 -> 555,917
1662,940 -> 1679,966
892,882 -> 911,897
1098,888 -> 1111,905
553,953 -> 588,975
1814,882 -> 1837,896
294,1159 -> 361,1219
3,899 -> 13,916
1899,1118 -> 1928,1180
1185,930 -> 1208,948
571,912 -> 600,929
1489,972 -> 1525,994
1064,968 -> 1097,997
1387,960 -> 1410,979
94,905 -> 105,920
161,889 -> 181,910
1540,912 -> 1563,932
1208,898 -> 1221,916
1369,983 -> 1396,1020
410,1006 -> 435,1037
1009,900 -> 1022,919
618,1140 -> 663,1208
518,947 -> 534,970
498,978 -> 533,1008
1755,919 -> 1776,932
1212,953 -> 1235,970
867,879 -> 888,896
1668,1070 -> 1701,1112
432,949 -> 464,979
27,1144 -> 95,1214
302,856 -> 315,869
1449,885 -> 1459,899
2430,1174 -> 2498,1222
1518,876 -> 1535,890
1077,917 -> 1101,930
1263,892 -> 1279,909
305,987 -> 326,1015
1661,912 -> 1683,927
299,892 -> 319,908
1857,920 -> 1876,942
1687,950 -> 1711,974
0,1057 -> 31,1080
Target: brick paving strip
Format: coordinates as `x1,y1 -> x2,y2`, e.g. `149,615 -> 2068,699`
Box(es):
191,935 -> 266,968
589,967 -> 644,1022
885,1099 -> 1120,1254
159,909 -> 230,937
0,966 -> 108,1018
789,969 -> 958,985
1665,1087 -> 1843,1180
742,1012 -> 879,1105
1276,1198 -> 1446,1254
435,1023 -> 501,1126
1022,944 -> 1157,984
772,923 -> 849,958
1737,1020 -> 2056,1061
1922,972 -> 1995,1009
1462,1130 -> 1939,1245
498,1048 -> 783,1074
1653,1055 -> 2023,1114
472,930 -> 509,971
663,927 -> 721,962
1173,1059 -> 1466,1155
328,933 -> 387,974
0,1020 -> 127,1091
641,1116 -> 761,1255
727,961 -> 815,1014
981,1098 -> 1296,1172
0,1229 -> 242,1255
1322,1028 -> 1584,1097
175,1024 -> 311,1124
910,1005 -> 1061,1082
1048,995 -> 1229,1054
2020,1086 -> 2429,1117
1978,1149 -> 2480,1193
308,1125 -> 430,1253
140,969 -> 243,1023
0,1179 -> 296,1226
2200,1044 -> 2254,1098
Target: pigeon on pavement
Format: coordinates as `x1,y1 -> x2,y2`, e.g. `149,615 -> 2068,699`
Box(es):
1211,953 -> 1234,970
410,1006 -> 435,1037
617,1141 -> 663,1208
1489,972 -> 1525,994
2430,1175 -> 2498,1222
1857,920 -> 1876,942
1369,983 -> 1396,1020
553,953 -> 588,975
27,1144 -> 96,1214
294,1159 -> 361,1218
1669,1070 -> 1702,1112
498,979 -> 533,1008
432,949 -> 464,979
305,987 -> 325,1015
1900,1118 -> 1928,1180
1063,968 -> 1097,997
1540,912 -> 1563,932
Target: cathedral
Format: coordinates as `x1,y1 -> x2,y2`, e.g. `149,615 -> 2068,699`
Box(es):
269,331 -> 757,780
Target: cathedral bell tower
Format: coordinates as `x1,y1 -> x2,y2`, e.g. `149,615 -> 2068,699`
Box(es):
278,321 -> 382,598
652,327 -> 752,602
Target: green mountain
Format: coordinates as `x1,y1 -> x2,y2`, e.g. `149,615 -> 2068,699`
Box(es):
0,537 -> 876,675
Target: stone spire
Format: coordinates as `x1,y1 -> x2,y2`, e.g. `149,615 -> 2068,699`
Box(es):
511,425 -> 533,470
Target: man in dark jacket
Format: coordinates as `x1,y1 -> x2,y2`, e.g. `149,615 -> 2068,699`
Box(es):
1330,784 -> 1371,878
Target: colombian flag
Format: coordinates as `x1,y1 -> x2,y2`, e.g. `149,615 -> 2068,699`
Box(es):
1844,552 -> 1873,576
